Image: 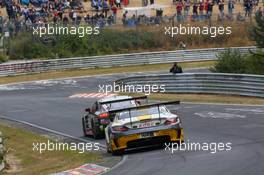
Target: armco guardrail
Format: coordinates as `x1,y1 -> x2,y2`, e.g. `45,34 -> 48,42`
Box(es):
115,73 -> 264,98
0,132 -> 4,172
0,46 -> 256,77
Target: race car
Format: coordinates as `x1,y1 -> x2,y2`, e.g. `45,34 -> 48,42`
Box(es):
82,95 -> 148,139
105,101 -> 184,155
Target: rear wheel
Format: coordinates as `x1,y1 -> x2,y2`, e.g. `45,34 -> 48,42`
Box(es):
112,149 -> 125,156
106,136 -> 124,155
92,119 -> 101,139
106,140 -> 111,153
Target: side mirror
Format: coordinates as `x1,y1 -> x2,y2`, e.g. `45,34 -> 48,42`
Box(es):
85,108 -> 91,113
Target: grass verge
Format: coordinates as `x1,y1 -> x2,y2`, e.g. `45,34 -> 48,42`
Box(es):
0,61 -> 215,85
0,123 -> 103,175
120,93 -> 264,105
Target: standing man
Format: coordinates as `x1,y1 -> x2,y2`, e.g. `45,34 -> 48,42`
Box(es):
103,0 -> 109,17
228,0 -> 235,15
111,5 -> 117,23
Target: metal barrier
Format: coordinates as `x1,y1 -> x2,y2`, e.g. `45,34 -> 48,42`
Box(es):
0,131 -> 4,172
0,46 -> 256,77
115,73 -> 264,98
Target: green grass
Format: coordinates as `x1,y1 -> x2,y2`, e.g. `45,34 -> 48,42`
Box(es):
0,123 -> 102,175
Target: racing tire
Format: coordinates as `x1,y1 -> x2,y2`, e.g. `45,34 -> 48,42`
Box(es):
112,149 -> 125,156
106,140 -> 111,153
82,118 -> 88,137
92,119 -> 101,139
106,139 -> 124,155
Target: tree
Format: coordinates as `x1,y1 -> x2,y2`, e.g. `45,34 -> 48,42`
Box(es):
251,11 -> 264,48
212,49 -> 247,74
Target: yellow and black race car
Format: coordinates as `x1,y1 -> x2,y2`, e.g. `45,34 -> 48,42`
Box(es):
105,101 -> 184,155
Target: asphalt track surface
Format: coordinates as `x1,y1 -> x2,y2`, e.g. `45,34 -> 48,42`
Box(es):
0,69 -> 264,175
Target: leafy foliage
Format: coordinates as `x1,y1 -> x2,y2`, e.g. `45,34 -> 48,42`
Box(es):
8,30 -> 164,60
213,49 -> 264,75
251,12 -> 264,48
7,24 -> 252,60
212,49 -> 247,73
0,55 -> 8,63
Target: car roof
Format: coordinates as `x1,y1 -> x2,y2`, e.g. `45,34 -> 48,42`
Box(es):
98,95 -> 132,103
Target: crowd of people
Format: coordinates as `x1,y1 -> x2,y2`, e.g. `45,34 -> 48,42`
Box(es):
0,0 -> 263,35
120,0 -> 264,26
172,0 -> 263,22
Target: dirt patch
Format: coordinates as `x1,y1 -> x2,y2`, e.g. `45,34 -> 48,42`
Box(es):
3,153 -> 23,174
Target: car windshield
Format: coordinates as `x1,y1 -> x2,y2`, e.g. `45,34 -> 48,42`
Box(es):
102,100 -> 136,111
118,106 -> 168,120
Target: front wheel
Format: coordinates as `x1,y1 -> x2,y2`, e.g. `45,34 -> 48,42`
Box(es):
82,118 -> 88,137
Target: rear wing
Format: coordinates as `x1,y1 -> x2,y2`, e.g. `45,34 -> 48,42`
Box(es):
99,96 -> 148,105
108,101 -> 180,125
108,101 -> 180,114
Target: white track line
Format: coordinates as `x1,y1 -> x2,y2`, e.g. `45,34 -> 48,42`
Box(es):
83,93 -> 96,98
0,116 -> 106,150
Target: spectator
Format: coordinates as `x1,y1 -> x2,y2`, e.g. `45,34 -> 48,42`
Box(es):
207,1 -> 214,17
102,0 -> 109,17
170,62 -> 183,74
142,0 -> 148,6
193,2 -> 198,15
218,0 -> 224,16
122,10 -> 128,25
72,10 -> 77,25
228,0 -> 235,15
109,0 -> 115,6
111,4 -> 117,23
123,0 -> 129,6
63,15 -> 69,25
236,12 -> 245,21
115,0 -> 121,8
184,0 -> 191,19
199,1 -> 205,15
176,1 -> 183,21
91,0 -> 97,8
53,10 -> 59,23
156,8 -> 163,17
179,41 -> 186,49
256,7 -> 262,16
244,0 -> 252,17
